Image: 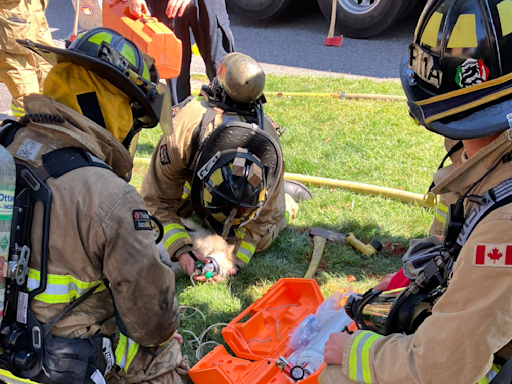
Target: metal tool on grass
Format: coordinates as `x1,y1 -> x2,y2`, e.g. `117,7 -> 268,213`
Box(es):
312,227 -> 382,257
324,0 -> 343,47
305,228 -> 383,279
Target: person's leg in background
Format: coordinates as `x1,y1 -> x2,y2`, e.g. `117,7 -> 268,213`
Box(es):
0,0 -> 54,116
192,0 -> 234,81
171,5 -> 193,103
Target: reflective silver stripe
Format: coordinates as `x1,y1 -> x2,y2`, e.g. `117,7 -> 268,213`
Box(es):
349,331 -> 382,384
27,269 -> 106,304
182,181 -> 191,200
162,223 -> 190,249
115,334 -> 139,372
235,241 -> 255,264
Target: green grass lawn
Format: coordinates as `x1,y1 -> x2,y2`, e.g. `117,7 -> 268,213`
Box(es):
131,74 -> 446,364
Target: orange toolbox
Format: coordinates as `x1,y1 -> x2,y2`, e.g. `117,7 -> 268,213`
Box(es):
190,278 -> 347,384
102,1 -> 181,79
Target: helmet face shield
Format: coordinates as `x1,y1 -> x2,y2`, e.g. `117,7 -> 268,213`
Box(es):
157,83 -> 173,135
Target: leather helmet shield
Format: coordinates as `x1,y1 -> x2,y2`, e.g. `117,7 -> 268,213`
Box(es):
401,0 -> 512,139
18,28 -> 167,129
190,121 -> 283,231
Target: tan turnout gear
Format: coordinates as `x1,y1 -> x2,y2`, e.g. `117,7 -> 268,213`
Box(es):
141,96 -> 287,269
0,0 -> 54,116
1,94 -> 187,384
216,52 -> 265,104
320,130 -> 512,384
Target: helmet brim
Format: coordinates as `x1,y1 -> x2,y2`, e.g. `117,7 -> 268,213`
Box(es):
18,39 -> 160,128
400,53 -> 512,140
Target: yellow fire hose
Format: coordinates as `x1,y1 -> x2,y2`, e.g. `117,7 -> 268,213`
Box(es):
284,172 -> 436,208
265,91 -> 406,101
190,90 -> 406,101
134,158 -> 435,208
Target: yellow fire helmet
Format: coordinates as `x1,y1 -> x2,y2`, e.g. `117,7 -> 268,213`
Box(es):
18,27 -> 173,147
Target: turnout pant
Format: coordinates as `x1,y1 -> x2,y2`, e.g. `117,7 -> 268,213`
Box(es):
0,0 -> 54,116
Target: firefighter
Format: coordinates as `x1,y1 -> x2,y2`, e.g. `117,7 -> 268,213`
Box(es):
0,28 -> 188,383
0,0 -> 55,118
141,52 -> 311,281
321,1 -> 512,383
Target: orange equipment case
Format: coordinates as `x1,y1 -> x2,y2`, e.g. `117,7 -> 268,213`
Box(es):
190,278 -> 344,384
102,1 -> 181,79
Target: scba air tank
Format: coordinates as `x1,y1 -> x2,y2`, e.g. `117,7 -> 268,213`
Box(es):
0,144 -> 15,327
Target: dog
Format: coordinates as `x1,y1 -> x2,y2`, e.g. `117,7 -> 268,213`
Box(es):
157,218 -> 236,281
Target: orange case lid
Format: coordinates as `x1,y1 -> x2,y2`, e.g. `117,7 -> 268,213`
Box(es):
102,1 -> 182,79
189,278 -> 329,384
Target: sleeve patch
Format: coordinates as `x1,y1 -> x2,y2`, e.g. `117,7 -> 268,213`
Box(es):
160,144 -> 171,165
133,210 -> 152,231
474,243 -> 512,267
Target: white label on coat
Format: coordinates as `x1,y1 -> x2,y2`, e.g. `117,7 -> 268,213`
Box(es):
102,338 -> 114,375
16,139 -> 42,161
90,369 -> 107,384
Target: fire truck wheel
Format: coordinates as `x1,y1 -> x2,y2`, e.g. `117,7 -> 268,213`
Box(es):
317,0 -> 410,39
226,0 -> 294,20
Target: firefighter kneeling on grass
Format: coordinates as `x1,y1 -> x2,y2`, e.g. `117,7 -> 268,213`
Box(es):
141,52 -> 312,282
0,28 -> 188,383
320,1 -> 512,384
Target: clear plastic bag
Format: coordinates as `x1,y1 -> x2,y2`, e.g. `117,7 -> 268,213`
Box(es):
286,290 -> 355,374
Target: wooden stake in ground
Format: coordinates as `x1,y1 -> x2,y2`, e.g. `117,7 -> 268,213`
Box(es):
70,0 -> 80,43
324,0 -> 343,47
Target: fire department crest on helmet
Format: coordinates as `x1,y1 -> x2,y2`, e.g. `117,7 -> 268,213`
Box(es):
455,59 -> 489,88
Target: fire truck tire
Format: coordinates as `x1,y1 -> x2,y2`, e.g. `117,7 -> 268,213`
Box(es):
317,0 -> 409,39
226,0 -> 294,20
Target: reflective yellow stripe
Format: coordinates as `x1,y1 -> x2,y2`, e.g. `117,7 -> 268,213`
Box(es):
435,201 -> 448,224
234,228 -> 246,240
182,181 -> 191,200
88,31 -> 113,45
27,269 -> 106,304
163,223 -> 191,250
478,363 -> 501,384
120,43 -> 136,67
11,103 -> 24,117
0,369 -> 40,384
349,331 -> 382,384
115,334 -> 139,372
435,210 -> 446,224
236,241 -> 255,264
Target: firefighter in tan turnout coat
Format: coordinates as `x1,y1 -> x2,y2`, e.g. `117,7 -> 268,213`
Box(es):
0,29 -> 188,384
321,1 -> 512,383
142,53 -> 311,281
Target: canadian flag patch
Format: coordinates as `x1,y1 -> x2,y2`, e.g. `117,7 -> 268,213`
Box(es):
474,244 -> 512,267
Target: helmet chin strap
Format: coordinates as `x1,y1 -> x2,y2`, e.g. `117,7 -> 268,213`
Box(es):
122,120 -> 144,149
201,83 -> 265,120
221,208 -> 237,239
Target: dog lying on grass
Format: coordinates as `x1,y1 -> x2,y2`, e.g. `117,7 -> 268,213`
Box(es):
157,218 -> 237,282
